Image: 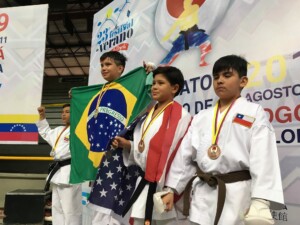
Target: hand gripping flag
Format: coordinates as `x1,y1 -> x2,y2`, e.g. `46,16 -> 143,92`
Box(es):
70,67 -> 152,183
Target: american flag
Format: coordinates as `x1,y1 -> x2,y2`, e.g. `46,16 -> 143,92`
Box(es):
88,149 -> 141,215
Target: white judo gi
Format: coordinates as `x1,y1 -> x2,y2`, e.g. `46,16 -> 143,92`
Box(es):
36,119 -> 82,225
165,97 -> 284,225
123,102 -> 192,224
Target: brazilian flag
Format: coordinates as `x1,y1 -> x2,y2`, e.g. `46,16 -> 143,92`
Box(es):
70,67 -> 152,183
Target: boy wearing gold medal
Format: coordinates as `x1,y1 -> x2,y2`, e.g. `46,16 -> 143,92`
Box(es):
36,104 -> 83,225
162,55 -> 285,225
87,51 -> 157,225
112,66 -> 192,225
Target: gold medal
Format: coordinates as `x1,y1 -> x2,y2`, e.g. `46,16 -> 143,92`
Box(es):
94,110 -> 98,118
207,144 -> 221,160
138,140 -> 145,153
94,84 -> 110,119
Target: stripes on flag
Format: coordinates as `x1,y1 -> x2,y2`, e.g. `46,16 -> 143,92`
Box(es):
233,113 -> 255,128
0,114 -> 39,144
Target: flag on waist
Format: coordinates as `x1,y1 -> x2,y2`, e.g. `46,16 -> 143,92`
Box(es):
0,114 -> 39,144
70,67 -> 152,183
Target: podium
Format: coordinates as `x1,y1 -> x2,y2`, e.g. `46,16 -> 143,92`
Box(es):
3,189 -> 51,224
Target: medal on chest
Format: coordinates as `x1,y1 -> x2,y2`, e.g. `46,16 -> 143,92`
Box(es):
138,140 -> 145,153
208,100 -> 236,160
94,84 -> 110,118
138,102 -> 173,153
207,144 -> 221,160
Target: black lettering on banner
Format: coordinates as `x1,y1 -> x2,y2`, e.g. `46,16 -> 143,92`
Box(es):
181,75 -> 213,95
245,84 -> 300,102
182,99 -> 213,115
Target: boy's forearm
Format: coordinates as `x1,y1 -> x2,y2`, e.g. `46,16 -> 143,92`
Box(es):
39,114 -> 46,120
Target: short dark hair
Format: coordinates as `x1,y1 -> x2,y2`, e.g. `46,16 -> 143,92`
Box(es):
62,103 -> 70,109
152,66 -> 184,96
100,51 -> 127,67
213,55 -> 248,78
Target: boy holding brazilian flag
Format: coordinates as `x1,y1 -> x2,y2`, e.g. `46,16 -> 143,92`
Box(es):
69,51 -> 155,224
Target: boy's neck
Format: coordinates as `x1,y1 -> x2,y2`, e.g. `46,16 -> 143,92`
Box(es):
218,97 -> 240,112
156,100 -> 173,110
152,100 -> 173,117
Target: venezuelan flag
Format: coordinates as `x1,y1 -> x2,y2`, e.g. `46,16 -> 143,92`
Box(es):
0,114 -> 39,144
70,67 -> 152,183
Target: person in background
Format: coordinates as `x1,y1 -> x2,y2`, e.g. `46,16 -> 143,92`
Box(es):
37,104 -> 82,225
112,66 -> 192,225
162,55 -> 285,225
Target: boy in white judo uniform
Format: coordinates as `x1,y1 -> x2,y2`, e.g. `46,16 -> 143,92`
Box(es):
37,104 -> 82,225
113,66 -> 192,225
162,55 -> 285,225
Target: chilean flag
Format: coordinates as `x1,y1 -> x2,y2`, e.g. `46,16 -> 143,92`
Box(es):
0,114 -> 39,144
233,113 -> 255,128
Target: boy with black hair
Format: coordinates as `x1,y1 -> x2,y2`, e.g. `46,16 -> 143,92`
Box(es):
162,55 -> 284,225
37,104 -> 82,225
112,66 -> 192,225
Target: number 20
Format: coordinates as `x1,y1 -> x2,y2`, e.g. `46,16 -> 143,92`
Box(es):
246,55 -> 287,88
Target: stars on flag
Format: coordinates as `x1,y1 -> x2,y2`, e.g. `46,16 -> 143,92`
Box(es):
88,149 -> 142,215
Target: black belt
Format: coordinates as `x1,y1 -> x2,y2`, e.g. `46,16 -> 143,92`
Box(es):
122,173 -> 157,225
183,167 -> 251,225
44,158 -> 71,191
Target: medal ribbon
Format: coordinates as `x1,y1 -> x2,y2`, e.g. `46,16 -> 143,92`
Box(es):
140,101 -> 173,142
211,100 -> 237,145
94,83 -> 111,117
53,125 -> 69,151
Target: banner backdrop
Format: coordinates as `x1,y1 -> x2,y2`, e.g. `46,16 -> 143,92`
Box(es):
88,0 -> 299,224
0,5 -> 48,144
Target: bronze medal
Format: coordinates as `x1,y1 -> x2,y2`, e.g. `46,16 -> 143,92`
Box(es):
138,140 -> 145,153
207,144 -> 221,160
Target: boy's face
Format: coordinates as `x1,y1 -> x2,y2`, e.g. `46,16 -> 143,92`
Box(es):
151,74 -> 178,104
61,106 -> 70,125
100,57 -> 124,82
213,68 -> 248,101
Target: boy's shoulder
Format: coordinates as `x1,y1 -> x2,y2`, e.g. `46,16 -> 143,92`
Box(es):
192,97 -> 263,119
196,104 -> 215,115
174,101 -> 192,118
236,97 -> 262,114
182,107 -> 192,120
237,97 -> 273,129
192,105 -> 215,122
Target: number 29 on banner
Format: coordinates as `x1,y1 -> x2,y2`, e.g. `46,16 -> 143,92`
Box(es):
0,13 -> 9,32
